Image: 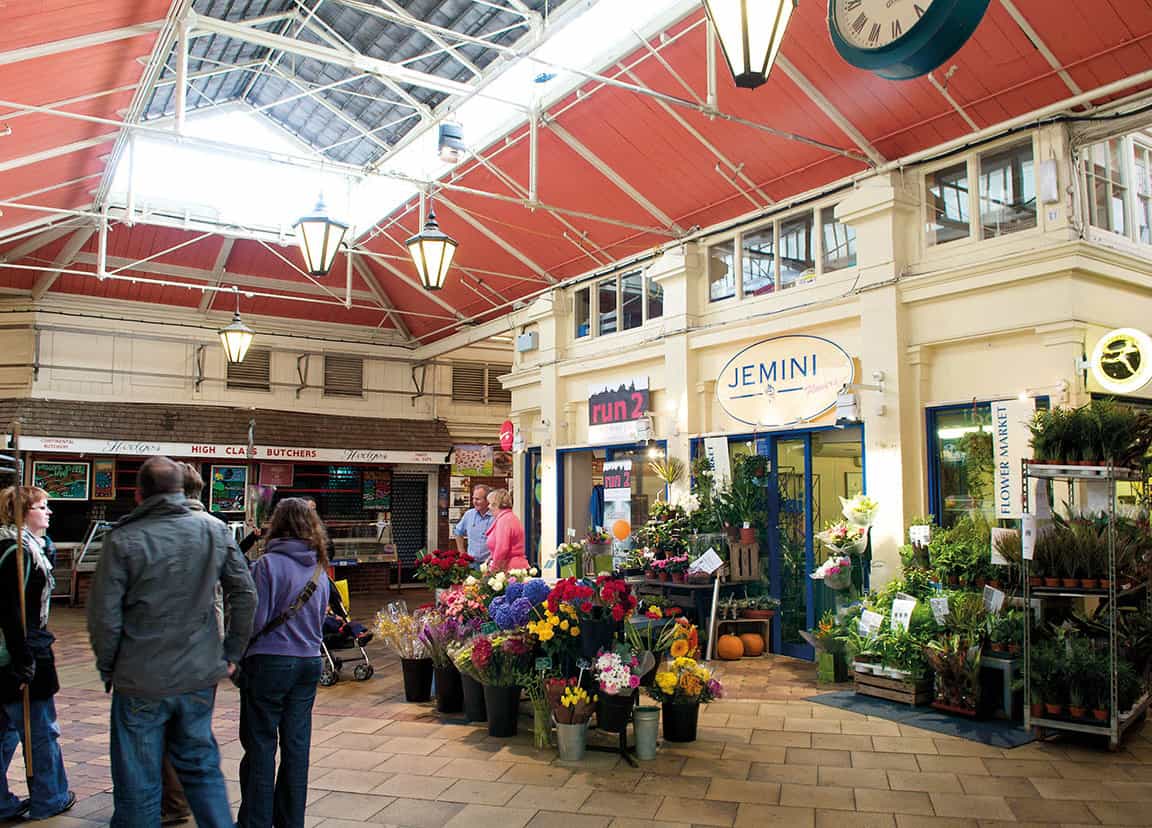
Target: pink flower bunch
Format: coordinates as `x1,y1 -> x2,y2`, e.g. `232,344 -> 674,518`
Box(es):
471,636 -> 493,670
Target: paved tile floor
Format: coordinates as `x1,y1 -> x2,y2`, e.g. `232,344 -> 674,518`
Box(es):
9,605 -> 1152,826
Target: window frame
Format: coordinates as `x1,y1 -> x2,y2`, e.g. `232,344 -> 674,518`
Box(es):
571,267 -> 662,342
1082,132 -> 1152,248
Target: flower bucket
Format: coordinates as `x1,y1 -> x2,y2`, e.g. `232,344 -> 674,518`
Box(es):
461,673 -> 487,723
661,702 -> 699,742
434,663 -> 463,714
596,691 -> 636,734
580,618 -> 618,659
555,720 -> 588,761
633,706 -> 660,760
483,684 -> 522,737
671,572 -> 686,583
401,657 -> 434,703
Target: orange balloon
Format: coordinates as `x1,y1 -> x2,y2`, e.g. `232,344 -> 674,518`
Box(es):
612,519 -> 631,541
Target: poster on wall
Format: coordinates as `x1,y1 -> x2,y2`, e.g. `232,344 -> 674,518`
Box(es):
493,450 -> 513,476
362,469 -> 392,510
703,437 -> 732,488
92,459 -> 116,500
260,463 -> 294,487
452,445 -> 493,476
33,461 -> 89,500
209,465 -> 248,513
603,460 -> 632,502
588,376 -> 650,443
991,397 -> 1034,519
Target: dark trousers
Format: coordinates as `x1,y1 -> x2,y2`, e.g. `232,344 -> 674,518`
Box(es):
161,753 -> 190,818
237,655 -> 321,828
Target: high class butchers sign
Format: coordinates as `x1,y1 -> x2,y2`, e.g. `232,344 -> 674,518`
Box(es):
7,435 -> 441,465
716,335 -> 855,428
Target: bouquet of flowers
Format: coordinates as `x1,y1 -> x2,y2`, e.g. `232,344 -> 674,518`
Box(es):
547,677 -> 596,725
545,577 -> 596,617
816,521 -> 868,555
647,656 -> 723,704
375,604 -> 429,659
418,611 -> 477,668
596,574 -> 638,622
593,648 -> 644,696
488,578 -> 550,630
454,631 -> 533,686
585,526 -> 610,545
438,583 -> 487,622
625,614 -> 699,660
468,562 -> 539,603
414,548 -> 474,589
811,555 -> 853,591
841,494 -> 879,527
664,555 -> 690,575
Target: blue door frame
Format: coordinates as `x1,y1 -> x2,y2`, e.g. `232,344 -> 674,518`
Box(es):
524,447 -> 542,566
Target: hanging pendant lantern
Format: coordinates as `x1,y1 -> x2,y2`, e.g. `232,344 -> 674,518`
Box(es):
703,0 -> 797,90
218,291 -> 255,364
406,207 -> 457,291
293,196 -> 348,276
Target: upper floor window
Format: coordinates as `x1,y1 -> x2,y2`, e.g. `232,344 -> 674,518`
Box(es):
709,202 -> 854,303
572,268 -> 663,341
926,160 -> 971,245
1082,132 -> 1152,246
979,142 -> 1036,238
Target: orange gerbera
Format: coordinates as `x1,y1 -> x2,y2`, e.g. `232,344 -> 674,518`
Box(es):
686,627 -> 699,656
669,639 -> 689,658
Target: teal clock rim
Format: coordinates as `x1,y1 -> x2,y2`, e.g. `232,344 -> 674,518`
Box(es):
715,333 -> 857,428
827,0 -> 990,78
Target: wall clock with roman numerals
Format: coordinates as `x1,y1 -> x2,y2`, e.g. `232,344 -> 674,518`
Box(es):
828,0 -> 991,80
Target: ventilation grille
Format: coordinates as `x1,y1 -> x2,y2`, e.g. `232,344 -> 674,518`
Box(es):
226,349 -> 270,391
324,354 -> 364,397
451,362 -> 511,404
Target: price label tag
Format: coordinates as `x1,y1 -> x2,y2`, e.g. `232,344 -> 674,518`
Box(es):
983,585 -> 1006,614
891,598 -> 916,632
858,609 -> 884,636
567,527 -> 577,539
576,658 -> 591,670
1021,514 -> 1036,561
481,621 -> 498,635
909,525 -> 932,545
930,596 -> 950,625
535,656 -> 552,671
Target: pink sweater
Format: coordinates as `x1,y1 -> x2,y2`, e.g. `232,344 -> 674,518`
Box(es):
485,509 -> 528,572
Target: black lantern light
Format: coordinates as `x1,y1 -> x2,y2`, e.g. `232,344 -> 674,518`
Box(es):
406,206 -> 457,291
702,0 -> 797,90
293,196 -> 348,276
218,289 -> 255,364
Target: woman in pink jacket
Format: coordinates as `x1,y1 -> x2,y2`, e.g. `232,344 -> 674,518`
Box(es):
484,489 -> 529,572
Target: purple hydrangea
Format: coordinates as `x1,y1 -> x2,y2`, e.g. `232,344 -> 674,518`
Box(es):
522,579 -> 549,605
504,582 -> 524,602
489,595 -> 533,630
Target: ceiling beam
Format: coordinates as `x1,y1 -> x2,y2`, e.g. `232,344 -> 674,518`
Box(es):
31,227 -> 94,299
435,196 -> 558,285
1000,0 -> 1083,98
0,134 -> 118,174
776,57 -> 886,167
928,71 -> 979,131
351,255 -> 412,341
364,251 -> 468,321
197,238 -> 236,313
0,21 -> 164,66
0,225 -> 84,263
546,121 -> 684,235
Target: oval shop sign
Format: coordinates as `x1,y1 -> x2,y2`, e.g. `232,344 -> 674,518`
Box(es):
716,335 -> 855,428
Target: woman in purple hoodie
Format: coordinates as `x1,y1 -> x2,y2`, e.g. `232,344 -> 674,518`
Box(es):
237,498 -> 330,828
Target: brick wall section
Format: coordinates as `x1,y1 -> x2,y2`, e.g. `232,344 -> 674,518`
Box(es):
0,398 -> 454,450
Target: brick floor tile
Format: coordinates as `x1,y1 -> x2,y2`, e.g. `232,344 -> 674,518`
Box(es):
1053,761 -> 1136,780
371,773 -> 456,800
316,747 -> 393,771
928,792 -> 1015,821
372,797 -> 466,827
309,767 -> 393,794
872,736 -> 938,755
1087,799 -> 1152,824
726,715 -> 785,731
720,743 -> 786,763
376,735 -> 445,756
437,778 -> 523,806
850,752 -> 920,771
915,756 -> 989,775
785,718 -> 843,734
433,757 -> 517,781
752,730 -> 812,748
734,803 -> 816,827
704,778 -> 782,805
759,703 -> 812,718
506,783 -> 595,811
931,740 -> 1005,758
819,766 -> 889,790
1104,781 -> 1152,801
887,770 -> 963,793
578,789 -> 663,820
307,791 -> 395,820
958,774 -> 1040,797
840,720 -> 903,737
526,812 -> 612,828
812,734 -> 878,752
698,727 -> 754,745
780,784 -> 855,811
443,803 -> 537,828
894,816 -> 978,828
1007,796 -> 1097,823
1029,777 -> 1112,799
499,764 -> 573,786
680,758 -> 752,779
373,754 -> 451,776
854,788 -> 933,816
331,716 -> 392,734
636,755 -> 687,775
654,795 -> 739,826
816,811 -> 896,828
640,773 -> 711,798
565,770 -> 643,792
607,819 -> 692,828
784,747 -> 851,767
981,758 -> 1061,779
749,762 -> 819,785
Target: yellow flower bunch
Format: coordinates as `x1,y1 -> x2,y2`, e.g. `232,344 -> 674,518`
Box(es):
646,656 -> 723,704
655,671 -> 677,693
527,606 -> 581,643
560,686 -> 592,707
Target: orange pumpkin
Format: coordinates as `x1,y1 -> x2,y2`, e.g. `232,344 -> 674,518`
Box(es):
716,634 -> 744,661
739,633 -> 765,657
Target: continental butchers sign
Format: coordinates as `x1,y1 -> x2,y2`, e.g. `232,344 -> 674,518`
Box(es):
717,335 -> 855,427
5,435 -> 440,465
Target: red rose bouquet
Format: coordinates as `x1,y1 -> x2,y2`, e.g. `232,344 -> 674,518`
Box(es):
414,548 -> 474,589
596,575 -> 638,622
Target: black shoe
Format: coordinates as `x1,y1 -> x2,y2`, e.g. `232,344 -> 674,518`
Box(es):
29,792 -> 75,821
161,811 -> 192,826
0,801 -> 30,823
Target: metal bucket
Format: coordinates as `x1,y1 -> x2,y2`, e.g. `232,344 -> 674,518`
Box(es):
633,706 -> 660,760
555,720 -> 588,761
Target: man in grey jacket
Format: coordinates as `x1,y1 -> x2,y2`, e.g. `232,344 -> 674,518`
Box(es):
88,456 -> 257,828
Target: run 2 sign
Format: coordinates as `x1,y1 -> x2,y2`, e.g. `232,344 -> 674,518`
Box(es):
716,335 -> 855,428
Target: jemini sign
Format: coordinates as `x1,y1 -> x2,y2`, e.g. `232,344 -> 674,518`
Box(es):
717,335 -> 855,427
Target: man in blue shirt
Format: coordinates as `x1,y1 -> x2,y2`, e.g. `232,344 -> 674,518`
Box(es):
454,484 -> 494,565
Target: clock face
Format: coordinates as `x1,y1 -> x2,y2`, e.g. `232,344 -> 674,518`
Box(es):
832,0 -> 937,51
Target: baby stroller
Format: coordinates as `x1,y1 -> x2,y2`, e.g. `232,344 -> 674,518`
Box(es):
320,579 -> 374,685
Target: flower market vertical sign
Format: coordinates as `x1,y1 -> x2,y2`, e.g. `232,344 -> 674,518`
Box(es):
991,398 -> 1033,519
717,335 -> 854,427
588,376 -> 649,443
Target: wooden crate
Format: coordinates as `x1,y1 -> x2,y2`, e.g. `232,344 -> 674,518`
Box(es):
727,541 -> 760,582
853,670 -> 933,706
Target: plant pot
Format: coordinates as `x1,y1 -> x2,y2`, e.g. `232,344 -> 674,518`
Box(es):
434,663 -> 463,714
1068,706 -> 1087,719
1008,644 -> 1021,656
1030,702 -> 1045,719
1044,702 -> 1064,717
400,657 -> 434,703
461,674 -> 487,723
1092,708 -> 1109,722
1080,578 -> 1099,589
671,572 -> 686,583
725,524 -> 740,541
580,617 -> 619,659
989,643 -> 1006,655
741,609 -> 775,619
1061,578 -> 1079,588
947,575 -> 959,587
739,526 -> 756,544
596,691 -> 636,734
658,572 -> 669,582
1100,579 -> 1112,589
988,579 -> 1002,589
1043,577 -> 1061,588
483,684 -> 522,737
633,706 -> 660,760
1029,576 -> 1043,587
975,577 -> 987,589
661,702 -> 700,743
554,720 -> 588,761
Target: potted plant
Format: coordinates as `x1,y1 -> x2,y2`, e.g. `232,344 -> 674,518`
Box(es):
1030,641 -> 1065,717
555,541 -> 586,579
666,554 -> 690,583
414,548 -> 475,597
741,594 -> 780,619
376,606 -> 434,702
811,555 -> 853,593
593,646 -> 647,733
645,655 -> 724,742
648,456 -> 686,499
462,631 -> 532,737
924,634 -> 983,716
547,677 -> 595,761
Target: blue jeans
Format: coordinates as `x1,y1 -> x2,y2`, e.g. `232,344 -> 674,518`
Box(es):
238,655 -> 321,828
0,699 -> 70,819
109,687 -> 232,828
